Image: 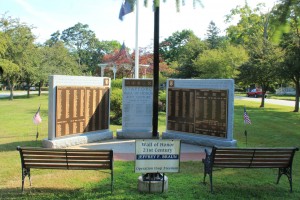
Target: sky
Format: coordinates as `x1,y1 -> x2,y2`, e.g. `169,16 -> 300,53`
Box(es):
0,0 -> 278,51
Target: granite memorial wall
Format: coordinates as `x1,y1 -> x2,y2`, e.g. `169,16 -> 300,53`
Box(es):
163,79 -> 236,147
43,75 -> 113,148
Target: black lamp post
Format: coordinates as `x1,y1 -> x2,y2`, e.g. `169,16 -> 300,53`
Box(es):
152,3 -> 159,138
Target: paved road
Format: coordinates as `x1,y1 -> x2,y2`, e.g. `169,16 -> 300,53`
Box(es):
0,91 -> 47,98
235,96 -> 297,107
1,92 -> 297,107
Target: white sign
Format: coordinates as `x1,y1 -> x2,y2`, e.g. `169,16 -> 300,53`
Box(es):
135,139 -> 181,173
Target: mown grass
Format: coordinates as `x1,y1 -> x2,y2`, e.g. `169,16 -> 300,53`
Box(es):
0,94 -> 300,199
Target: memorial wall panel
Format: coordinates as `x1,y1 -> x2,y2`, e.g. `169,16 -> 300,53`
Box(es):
56,86 -> 109,137
122,79 -> 153,131
167,88 -> 228,138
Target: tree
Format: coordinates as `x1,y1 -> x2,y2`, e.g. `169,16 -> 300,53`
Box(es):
44,30 -> 61,47
206,21 -> 221,49
175,34 -> 207,78
39,41 -> 81,78
194,44 -> 248,79
159,29 -> 195,64
226,3 -> 275,46
273,0 -> 300,112
60,22 -> 99,73
0,14 -> 36,100
226,3 -> 283,108
239,37 -> 284,107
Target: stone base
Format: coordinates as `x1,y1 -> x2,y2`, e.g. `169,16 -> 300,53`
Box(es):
138,175 -> 168,193
42,130 -> 113,148
117,129 -> 159,139
162,131 -> 237,147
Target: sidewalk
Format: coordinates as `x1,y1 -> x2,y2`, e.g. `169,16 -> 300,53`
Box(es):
69,139 -> 208,161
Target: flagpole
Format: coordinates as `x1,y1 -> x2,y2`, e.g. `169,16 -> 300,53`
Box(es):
134,0 -> 139,79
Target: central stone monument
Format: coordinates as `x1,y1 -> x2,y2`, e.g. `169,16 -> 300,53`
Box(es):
117,78 -> 154,139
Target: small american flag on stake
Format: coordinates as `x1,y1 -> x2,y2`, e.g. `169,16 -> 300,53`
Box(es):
33,106 -> 42,125
244,106 -> 251,124
33,106 -> 42,141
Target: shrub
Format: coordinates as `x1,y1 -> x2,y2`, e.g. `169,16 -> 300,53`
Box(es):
159,90 -> 167,112
110,87 -> 122,125
111,79 -> 122,89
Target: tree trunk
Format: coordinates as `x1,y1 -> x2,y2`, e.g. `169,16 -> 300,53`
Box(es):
25,80 -> 30,98
260,95 -> 265,108
260,87 -> 267,108
8,80 -> 13,100
38,81 -> 42,96
294,79 -> 299,112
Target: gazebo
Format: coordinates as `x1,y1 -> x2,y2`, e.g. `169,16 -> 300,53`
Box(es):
99,42 -> 134,79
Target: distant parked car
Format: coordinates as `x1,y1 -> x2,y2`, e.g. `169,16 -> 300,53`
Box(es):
246,88 -> 267,98
24,86 -> 36,91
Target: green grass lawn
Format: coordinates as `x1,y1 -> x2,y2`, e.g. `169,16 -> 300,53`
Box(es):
0,94 -> 300,199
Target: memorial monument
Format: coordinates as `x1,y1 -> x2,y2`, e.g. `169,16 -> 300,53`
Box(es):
162,79 -> 236,147
43,75 -> 113,148
117,78 -> 154,139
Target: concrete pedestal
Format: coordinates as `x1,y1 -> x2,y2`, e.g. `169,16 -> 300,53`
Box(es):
42,130 -> 113,148
138,175 -> 168,193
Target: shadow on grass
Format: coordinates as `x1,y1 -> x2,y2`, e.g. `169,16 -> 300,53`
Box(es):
0,183 -> 113,200
209,183 -> 298,199
0,140 -> 42,152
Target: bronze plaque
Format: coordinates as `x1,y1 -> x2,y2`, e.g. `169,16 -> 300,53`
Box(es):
167,88 -> 228,138
55,86 -> 109,137
125,79 -> 153,87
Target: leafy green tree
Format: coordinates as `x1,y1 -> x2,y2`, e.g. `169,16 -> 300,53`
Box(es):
194,44 -> 248,79
0,15 -> 36,99
279,33 -> 300,112
226,3 -> 283,107
39,41 -> 81,78
44,30 -> 61,47
271,0 -> 300,112
0,32 -> 7,56
60,22 -> 99,73
239,37 -> 284,107
226,3 -> 275,46
159,29 -> 195,64
175,34 -> 207,78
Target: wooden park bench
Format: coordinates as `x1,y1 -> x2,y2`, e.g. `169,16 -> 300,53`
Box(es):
202,146 -> 299,193
17,146 -> 113,193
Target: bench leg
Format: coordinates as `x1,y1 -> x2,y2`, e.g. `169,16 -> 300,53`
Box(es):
277,167 -> 293,192
21,169 -> 25,192
21,168 -> 31,192
202,159 -> 213,193
111,171 -> 113,193
209,173 -> 213,193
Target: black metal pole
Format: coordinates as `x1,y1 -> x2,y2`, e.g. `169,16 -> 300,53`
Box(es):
152,4 -> 159,138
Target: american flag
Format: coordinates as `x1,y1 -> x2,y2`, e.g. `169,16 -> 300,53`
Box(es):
33,106 -> 42,125
244,106 -> 251,124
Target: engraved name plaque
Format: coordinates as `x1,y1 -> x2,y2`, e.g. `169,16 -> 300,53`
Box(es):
167,88 -> 228,138
55,86 -> 109,137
